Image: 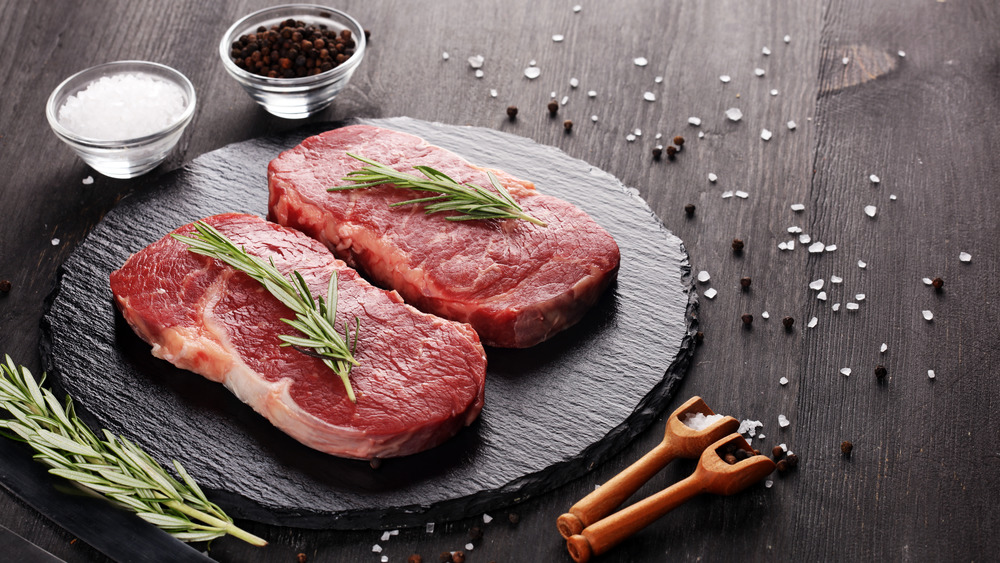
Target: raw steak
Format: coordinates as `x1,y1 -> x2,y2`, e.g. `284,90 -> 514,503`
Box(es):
109,213 -> 486,460
268,125 -> 621,348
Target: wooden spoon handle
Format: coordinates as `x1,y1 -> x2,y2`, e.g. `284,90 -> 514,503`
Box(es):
566,474 -> 702,563
557,442 -> 675,538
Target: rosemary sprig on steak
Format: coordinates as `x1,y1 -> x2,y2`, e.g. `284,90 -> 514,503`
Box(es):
173,221 -> 361,402
0,355 -> 267,546
330,153 -> 548,227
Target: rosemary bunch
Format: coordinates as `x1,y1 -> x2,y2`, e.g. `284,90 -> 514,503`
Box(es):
173,221 -> 361,402
331,153 -> 547,227
0,355 -> 266,546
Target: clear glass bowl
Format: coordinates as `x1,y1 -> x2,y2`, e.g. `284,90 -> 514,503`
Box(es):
219,4 -> 366,119
46,61 -> 196,179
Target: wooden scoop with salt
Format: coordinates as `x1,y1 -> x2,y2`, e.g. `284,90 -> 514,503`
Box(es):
565,433 -> 776,563
556,396 -> 739,539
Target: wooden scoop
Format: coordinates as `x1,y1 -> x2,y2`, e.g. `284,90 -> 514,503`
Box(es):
556,396 -> 739,539
565,433 -> 775,563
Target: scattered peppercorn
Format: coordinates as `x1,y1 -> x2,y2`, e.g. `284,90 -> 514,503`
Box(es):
782,316 -> 794,329
785,453 -> 799,468
408,555 -> 423,563
230,21 -> 364,78
776,459 -> 789,473
732,238 -> 745,253
772,445 -> 785,459
297,554 -> 308,563
451,551 -> 466,563
694,331 -> 704,344
741,313 -> 753,326
469,525 -> 483,542
874,365 -> 887,380
547,100 -> 559,115
841,441 -> 853,456
563,119 -> 573,132
506,105 -> 518,120
724,453 -> 737,464
508,512 -> 520,525
665,145 -> 677,157
734,448 -> 751,460
439,552 -> 452,562
740,276 -> 752,289
0,279 -> 10,293
684,203 -> 696,217
652,146 -> 663,160
673,135 -> 685,146
932,277 -> 944,290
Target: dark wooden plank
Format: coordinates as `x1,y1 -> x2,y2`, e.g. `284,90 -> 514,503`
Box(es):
0,0 -> 998,561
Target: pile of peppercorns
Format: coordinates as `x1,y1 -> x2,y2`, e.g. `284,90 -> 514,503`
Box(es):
229,19 -> 367,78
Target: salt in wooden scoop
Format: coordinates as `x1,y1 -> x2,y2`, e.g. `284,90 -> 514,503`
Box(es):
556,396 -> 739,539
565,432 -> 776,563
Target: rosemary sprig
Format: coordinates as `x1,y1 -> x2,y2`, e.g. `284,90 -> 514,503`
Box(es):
330,153 -> 548,227
0,355 -> 266,546
172,221 -> 361,402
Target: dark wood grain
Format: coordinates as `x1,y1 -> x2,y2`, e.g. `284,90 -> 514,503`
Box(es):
1,0 -> 998,562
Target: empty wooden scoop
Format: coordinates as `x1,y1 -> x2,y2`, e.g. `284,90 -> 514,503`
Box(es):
565,433 -> 775,563
556,396 -> 739,538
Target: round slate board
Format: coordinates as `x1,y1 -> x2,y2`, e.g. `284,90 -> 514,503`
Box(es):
41,117 -> 695,529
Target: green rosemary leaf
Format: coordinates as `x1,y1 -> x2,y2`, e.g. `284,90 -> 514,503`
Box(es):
173,221 -> 360,403
331,153 -> 548,227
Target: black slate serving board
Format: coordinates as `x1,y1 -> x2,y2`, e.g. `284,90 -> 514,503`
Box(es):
41,117 -> 695,529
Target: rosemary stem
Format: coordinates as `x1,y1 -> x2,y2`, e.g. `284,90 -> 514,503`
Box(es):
165,500 -> 267,546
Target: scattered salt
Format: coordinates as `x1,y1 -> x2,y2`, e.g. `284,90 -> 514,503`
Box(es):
634,128 -> 642,136
683,412 -> 725,431
698,131 -> 705,138
570,77 -> 579,88
573,4 -> 582,12
426,522 -> 435,533
442,52 -> 450,60
787,120 -> 797,130
825,244 -> 837,252
786,240 -> 795,250
761,129 -> 773,141
643,91 -> 657,102
880,343 -> 888,353
762,46 -> 771,56
840,368 -> 851,376
382,557 -> 388,563
51,238 -> 60,246
928,370 -> 935,379
858,260 -> 867,269
587,90 -> 597,97
817,291 -> 827,301
762,311 -> 770,319
865,205 -> 877,217
736,190 -> 749,199
708,173 -> 718,183
869,174 -> 880,184
738,419 -> 763,437
697,270 -> 711,283
82,176 -> 94,185
809,279 -> 825,290
720,74 -> 731,83
704,288 -> 718,299
922,277 -> 933,285
58,73 -> 188,141
830,275 -> 843,283
591,115 -> 598,122
466,543 -> 475,550
655,75 -> 664,84
856,294 -> 866,301
788,226 -> 802,234
552,34 -> 565,42
489,89 -> 498,98
791,203 -> 805,211
765,480 -> 773,488
922,310 -> 933,321
483,513 -> 493,523
688,116 -> 702,126
778,242 -> 788,251
633,57 -> 648,67
898,50 -> 906,57
468,55 -> 484,69
842,56 -> 850,65
959,252 -> 972,263
655,133 -> 662,140
475,69 -> 484,78
890,194 -> 898,201
625,134 -> 636,142
372,544 -> 382,553
754,68 -> 766,77
561,95 -> 569,105
725,107 -> 743,122
784,35 -> 792,44
381,531 -> 392,541
779,377 -> 788,386
846,302 -> 859,311
777,415 -> 790,428
523,67 -> 541,79
832,303 -> 841,311
722,191 -> 734,199
799,234 -> 811,244
807,316 -> 818,328
530,60 -> 537,66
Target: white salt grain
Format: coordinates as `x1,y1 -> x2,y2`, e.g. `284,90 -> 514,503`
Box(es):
738,419 -> 763,436
570,77 -> 579,88
869,174 -> 881,184
840,368 -> 851,376
842,56 -> 850,65
725,107 -> 743,121
825,244 -> 837,252
770,89 -> 779,96
587,90 -> 597,97
489,89 -> 498,98
442,52 -> 450,60
483,513 -> 493,523
58,73 -> 188,141
688,116 -> 702,126
890,194 -> 898,201
778,242 -> 788,251
722,191 -> 734,199
754,68 -> 766,77
633,57 -> 648,67
808,242 -> 825,253
922,310 -> 933,321
762,46 -> 772,56
591,115 -> 598,122
475,69 -> 484,78
426,522 -> 435,533
779,377 -> 788,386
720,74 -> 731,83
787,120 -> 797,130
655,75 -> 663,83
788,226 -> 802,234
697,270 -> 711,283
928,370 -> 936,379
761,129 -> 773,141
530,60 -> 537,66
683,412 -> 725,431
832,303 -> 841,311
799,234 -> 811,244
858,260 -> 868,268
846,302 -> 859,311
778,415 -> 790,428
786,240 -> 796,250
898,50 -> 906,57
82,176 -> 94,185
856,294 -> 866,301
817,291 -> 827,301
51,238 -> 60,246
809,279 -> 825,290
468,55 -> 484,69
765,480 -> 773,488
372,544 -> 383,553
381,531 -> 392,541
708,173 -> 718,183
959,252 -> 972,263
784,35 -> 792,44
865,205 -> 877,217
881,343 -> 888,353
762,311 -> 770,319
573,5 -> 582,13
830,275 -> 843,283
634,128 -> 642,136
561,95 -> 569,105
807,316 -> 818,328
922,277 -> 933,285
552,34 -> 565,42
625,134 -> 636,142
466,543 -> 475,550
791,203 -> 805,211
382,557 -> 388,563
736,190 -> 749,199
524,67 -> 541,79
704,288 -> 718,299
643,91 -> 657,102
698,131 -> 705,138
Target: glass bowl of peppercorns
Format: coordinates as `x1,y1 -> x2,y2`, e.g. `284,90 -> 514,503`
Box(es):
220,4 -> 367,119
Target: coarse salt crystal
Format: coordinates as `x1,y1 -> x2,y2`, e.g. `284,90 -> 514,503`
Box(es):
524,67 -> 541,79
928,370 -> 936,379
870,174 -> 880,184
791,203 -> 805,211
754,68 -> 766,77
58,73 -> 188,141
704,288 -> 718,299
858,260 -> 867,268
372,544 -> 382,553
832,303 -> 841,311
786,240 -> 795,250
880,343 -> 888,353
573,4 -> 582,12
82,176 -> 94,185
530,60 -> 537,66
51,238 -> 60,246
842,56 -> 850,65
846,302 -> 859,310
561,95 -> 569,105
809,279 -> 824,290
588,90 -> 597,97
591,115 -> 598,122
808,242 -> 825,253
922,310 -> 933,321
865,205 -> 877,217
720,74 -> 731,83
552,34 -> 565,42
382,557 -> 388,563
570,77 -> 579,88
807,316 -> 818,328
725,107 -> 743,121
770,89 -> 779,96
830,275 -> 843,283
643,91 -> 656,102
426,522 -> 435,533
735,190 -> 749,199
787,120 -> 797,130
800,234 -> 811,244
840,368 -> 851,376
856,294 -> 866,301
898,50 -> 906,57
779,377 -> 788,386
922,277 -> 933,285
762,46 -> 771,56
466,543 -> 475,550
784,35 -> 792,43
722,191 -> 734,199
442,52 -> 450,60
890,194 -> 898,200
633,57 -> 648,67
489,89 -> 498,98
778,242 -> 788,251
698,131 -> 705,138
959,252 -> 972,262
788,226 -> 802,234
683,412 -> 725,431
634,128 -> 642,136
778,415 -> 790,427
762,311 -> 770,319
475,69 -> 484,78
381,531 -> 392,541
483,513 -> 493,523
655,75 -> 663,83
765,480 -> 773,488
468,55 -> 484,69
817,291 -> 827,301
738,419 -> 763,436
625,134 -> 636,142
697,270 -> 711,283
708,173 -> 718,183
761,129 -> 773,141
688,116 -> 702,126
825,244 -> 837,252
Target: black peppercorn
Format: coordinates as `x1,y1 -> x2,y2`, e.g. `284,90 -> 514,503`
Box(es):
724,453 -> 737,465
841,441 -> 853,456
740,276 -> 752,289
785,453 -> 799,468
694,331 -> 704,344
874,365 -> 887,380
469,525 -> 483,541
776,459 -> 789,473
506,105 -> 518,120
782,316 -> 794,329
297,553 -> 308,563
732,238 -> 744,253
772,445 -> 784,459
673,135 -> 685,146
0,280 -> 10,293
932,277 -> 944,290
451,551 -> 466,563
547,100 -> 559,115
408,555 -> 423,563
741,313 -> 753,326
508,512 -> 520,525
734,448 -> 751,460
439,552 -> 452,563
652,146 -> 663,160
665,145 -> 677,157
684,203 -> 695,217
563,119 -> 573,132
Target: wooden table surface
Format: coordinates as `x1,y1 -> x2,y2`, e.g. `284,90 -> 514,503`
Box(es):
1,1 -> 997,561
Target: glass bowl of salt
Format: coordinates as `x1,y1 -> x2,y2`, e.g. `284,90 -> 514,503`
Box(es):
46,60 -> 196,179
